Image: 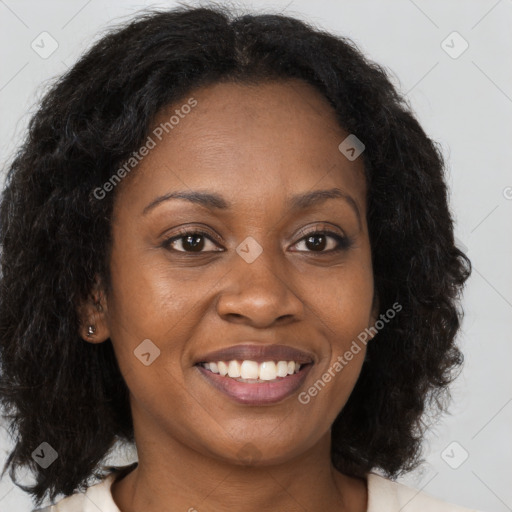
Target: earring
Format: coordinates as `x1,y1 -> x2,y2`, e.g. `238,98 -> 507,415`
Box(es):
87,325 -> 96,336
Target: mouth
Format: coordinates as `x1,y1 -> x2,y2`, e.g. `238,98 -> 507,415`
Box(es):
195,359 -> 314,405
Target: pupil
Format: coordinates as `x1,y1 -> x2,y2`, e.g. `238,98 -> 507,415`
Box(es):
306,234 -> 325,251
184,235 -> 204,252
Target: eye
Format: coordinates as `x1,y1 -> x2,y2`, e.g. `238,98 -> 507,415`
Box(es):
161,229 -> 222,253
292,229 -> 352,253
161,227 -> 352,254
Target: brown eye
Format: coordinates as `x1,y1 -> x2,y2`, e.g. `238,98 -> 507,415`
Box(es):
292,230 -> 352,253
162,230 -> 221,253
161,228 -> 352,255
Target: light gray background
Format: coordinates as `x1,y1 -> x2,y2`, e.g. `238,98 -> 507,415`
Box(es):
0,1 -> 511,511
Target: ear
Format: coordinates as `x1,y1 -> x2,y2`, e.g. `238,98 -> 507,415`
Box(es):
78,274 -> 110,344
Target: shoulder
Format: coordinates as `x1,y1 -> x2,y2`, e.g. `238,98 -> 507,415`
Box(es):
31,465 -> 133,512
367,472 -> 482,512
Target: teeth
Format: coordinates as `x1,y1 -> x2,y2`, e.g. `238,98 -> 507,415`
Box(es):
202,360 -> 304,381
240,360 -> 259,379
276,361 -> 289,377
259,361 -> 276,380
217,361 -> 228,376
227,360 -> 241,378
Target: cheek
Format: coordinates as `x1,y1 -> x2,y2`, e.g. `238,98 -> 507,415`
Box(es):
307,260 -> 375,347
300,260 -> 373,405
106,243 -> 226,400
107,240 -> 195,334
105,252 -> 206,427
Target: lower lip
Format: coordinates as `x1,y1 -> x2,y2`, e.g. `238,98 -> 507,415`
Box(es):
196,364 -> 313,405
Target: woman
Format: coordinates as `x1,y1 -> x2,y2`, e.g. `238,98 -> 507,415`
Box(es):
0,5 -> 476,511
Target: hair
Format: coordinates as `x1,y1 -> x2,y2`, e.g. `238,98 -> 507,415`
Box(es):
0,3 -> 471,507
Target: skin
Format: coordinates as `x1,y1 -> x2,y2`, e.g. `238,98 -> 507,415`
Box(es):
80,79 -> 379,512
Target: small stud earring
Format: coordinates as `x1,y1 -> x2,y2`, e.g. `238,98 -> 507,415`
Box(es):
87,325 -> 96,336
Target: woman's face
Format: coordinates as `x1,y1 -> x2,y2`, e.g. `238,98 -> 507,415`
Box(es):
99,79 -> 377,465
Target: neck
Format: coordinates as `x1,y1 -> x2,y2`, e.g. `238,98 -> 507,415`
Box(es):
111,416 -> 367,512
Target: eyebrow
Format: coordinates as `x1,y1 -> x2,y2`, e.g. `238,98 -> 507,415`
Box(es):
142,187 -> 361,227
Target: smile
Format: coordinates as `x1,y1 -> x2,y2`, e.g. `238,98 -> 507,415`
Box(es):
196,360 -> 313,405
201,359 -> 302,381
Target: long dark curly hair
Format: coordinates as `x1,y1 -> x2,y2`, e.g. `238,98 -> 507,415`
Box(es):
0,4 -> 471,507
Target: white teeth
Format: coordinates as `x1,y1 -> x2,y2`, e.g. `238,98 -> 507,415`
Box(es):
217,361 -> 228,376
240,360 -> 259,379
202,359 -> 305,381
227,360 -> 241,378
259,361 -> 276,380
276,361 -> 289,377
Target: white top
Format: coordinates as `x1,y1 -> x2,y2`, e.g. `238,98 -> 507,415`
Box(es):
33,466 -> 481,512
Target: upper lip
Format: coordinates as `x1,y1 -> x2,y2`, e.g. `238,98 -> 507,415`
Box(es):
194,343 -> 315,365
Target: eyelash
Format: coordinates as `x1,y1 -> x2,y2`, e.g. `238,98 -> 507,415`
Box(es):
161,227 -> 352,254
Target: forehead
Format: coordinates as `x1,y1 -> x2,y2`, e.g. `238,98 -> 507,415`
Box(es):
115,79 -> 367,214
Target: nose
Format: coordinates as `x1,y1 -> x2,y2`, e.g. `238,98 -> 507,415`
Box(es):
216,249 -> 305,328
